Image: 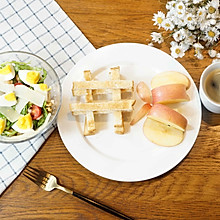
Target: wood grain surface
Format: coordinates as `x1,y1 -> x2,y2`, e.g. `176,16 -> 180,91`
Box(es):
1,0 -> 220,219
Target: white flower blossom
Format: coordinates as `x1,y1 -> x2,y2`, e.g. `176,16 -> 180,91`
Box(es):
149,0 -> 219,59
162,18 -> 175,31
166,1 -> 176,10
185,13 -> 195,24
193,43 -> 204,59
179,29 -> 188,39
212,59 -> 220,63
205,27 -> 219,42
177,18 -> 187,28
193,0 -> 203,3
195,50 -> 204,60
173,30 -> 184,42
208,49 -> 217,58
176,2 -> 186,14
147,42 -> 154,47
170,43 -> 185,58
166,9 -> 176,20
193,43 -> 204,50
170,41 -> 178,47
197,7 -> 206,21
152,11 -> 165,28
151,32 -> 164,44
210,19 -> 217,25
188,23 -> 196,31
184,31 -> 196,44
206,0 -> 219,18
180,41 -> 190,52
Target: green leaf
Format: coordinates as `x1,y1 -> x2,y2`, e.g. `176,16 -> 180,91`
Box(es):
2,129 -> 17,137
38,69 -> 47,83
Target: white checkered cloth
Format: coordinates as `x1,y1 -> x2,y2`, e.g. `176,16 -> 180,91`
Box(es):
0,0 -> 95,195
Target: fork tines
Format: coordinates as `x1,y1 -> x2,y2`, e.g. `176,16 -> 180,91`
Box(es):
23,166 -> 50,188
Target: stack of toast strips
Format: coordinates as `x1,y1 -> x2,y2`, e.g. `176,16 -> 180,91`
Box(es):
70,66 -> 135,135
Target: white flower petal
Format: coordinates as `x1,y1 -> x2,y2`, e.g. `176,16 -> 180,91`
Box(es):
208,49 -> 217,58
151,32 -> 164,44
170,44 -> 185,58
212,59 -> 220,63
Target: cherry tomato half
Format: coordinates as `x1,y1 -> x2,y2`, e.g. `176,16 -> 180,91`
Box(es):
14,82 -> 23,86
31,105 -> 42,120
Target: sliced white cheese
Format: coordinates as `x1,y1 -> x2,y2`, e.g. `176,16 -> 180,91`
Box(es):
15,98 -> 29,114
0,106 -> 21,122
15,85 -> 45,107
0,83 -> 14,93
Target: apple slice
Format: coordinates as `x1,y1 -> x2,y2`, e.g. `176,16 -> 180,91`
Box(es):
130,103 -> 152,125
147,103 -> 187,131
136,81 -> 151,103
152,84 -> 190,105
143,117 -> 184,147
151,71 -> 191,90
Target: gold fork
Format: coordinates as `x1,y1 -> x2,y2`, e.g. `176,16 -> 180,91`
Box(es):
23,166 -> 134,220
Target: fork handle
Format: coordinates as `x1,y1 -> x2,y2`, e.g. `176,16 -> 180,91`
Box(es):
72,191 -> 134,220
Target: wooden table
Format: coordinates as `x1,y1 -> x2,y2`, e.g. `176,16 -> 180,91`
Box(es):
1,0 -> 220,219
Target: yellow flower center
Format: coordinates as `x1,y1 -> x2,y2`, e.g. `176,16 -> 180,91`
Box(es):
187,17 -> 192,21
26,71 -> 40,84
165,23 -> 170,27
208,6 -> 216,14
208,31 -> 215,38
199,11 -> 202,16
178,5 -> 183,9
5,92 -> 16,101
157,17 -> 163,24
175,49 -> 181,54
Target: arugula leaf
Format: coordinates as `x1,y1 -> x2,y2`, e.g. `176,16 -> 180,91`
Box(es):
0,113 -> 6,119
2,129 -> 17,137
33,120 -> 38,130
10,61 -> 33,72
38,69 -> 47,83
20,102 -> 32,115
34,102 -> 48,130
20,103 -> 28,115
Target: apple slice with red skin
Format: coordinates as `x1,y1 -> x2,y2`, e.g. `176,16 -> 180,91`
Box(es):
147,103 -> 187,131
151,71 -> 191,90
136,81 -> 151,103
130,103 -> 152,126
151,84 -> 190,105
143,103 -> 187,146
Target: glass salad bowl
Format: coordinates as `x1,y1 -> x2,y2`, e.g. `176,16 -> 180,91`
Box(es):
0,51 -> 62,143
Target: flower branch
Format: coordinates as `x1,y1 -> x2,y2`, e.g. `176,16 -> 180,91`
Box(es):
148,0 -> 220,61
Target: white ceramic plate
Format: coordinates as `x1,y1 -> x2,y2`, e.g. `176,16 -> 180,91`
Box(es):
57,43 -> 201,182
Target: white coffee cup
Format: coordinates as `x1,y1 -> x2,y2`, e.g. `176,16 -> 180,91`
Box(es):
199,62 -> 220,113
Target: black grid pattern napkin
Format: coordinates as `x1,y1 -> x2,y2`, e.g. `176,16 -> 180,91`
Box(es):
0,0 -> 95,195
